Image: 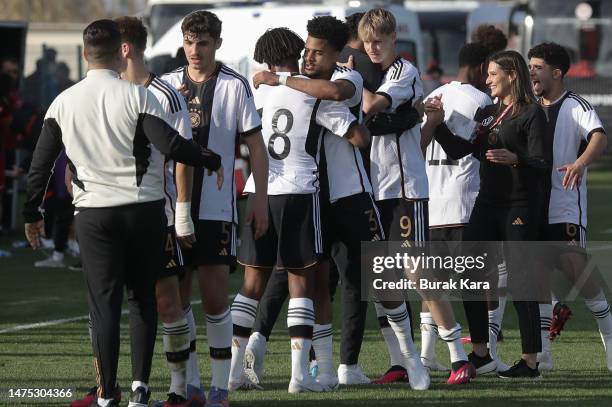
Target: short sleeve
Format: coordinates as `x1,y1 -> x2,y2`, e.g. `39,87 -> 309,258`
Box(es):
332,68 -> 363,109
573,104 -> 605,141
235,80 -> 262,137
316,99 -> 358,137
174,97 -> 192,140
376,60 -> 423,111
141,87 -> 166,119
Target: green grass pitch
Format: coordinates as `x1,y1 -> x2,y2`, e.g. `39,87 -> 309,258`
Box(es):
1,171 -> 612,406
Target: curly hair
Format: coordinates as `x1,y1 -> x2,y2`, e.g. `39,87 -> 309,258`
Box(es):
471,24 -> 507,55
459,42 -> 489,68
254,27 -> 304,66
528,42 -> 571,77
307,16 -> 349,52
181,10 -> 222,40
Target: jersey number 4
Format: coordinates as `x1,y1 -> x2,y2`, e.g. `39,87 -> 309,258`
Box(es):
268,109 -> 293,160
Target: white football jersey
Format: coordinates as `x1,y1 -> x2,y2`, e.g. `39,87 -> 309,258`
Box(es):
163,64 -> 262,223
370,57 -> 428,201
244,73 -> 358,195
424,82 -> 492,227
323,66 -> 372,202
543,91 -> 605,227
146,74 -> 192,227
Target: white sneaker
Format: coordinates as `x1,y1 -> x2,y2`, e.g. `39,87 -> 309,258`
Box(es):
41,238 -> 54,249
421,357 -> 450,372
537,350 -> 554,371
315,373 -> 339,390
228,374 -> 263,391
338,364 -> 370,385
406,356 -> 430,390
601,334 -> 612,372
67,239 -> 80,257
288,376 -> 327,393
244,348 -> 262,385
34,256 -> 66,268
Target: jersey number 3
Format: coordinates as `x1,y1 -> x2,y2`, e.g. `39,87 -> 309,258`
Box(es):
268,109 -> 293,160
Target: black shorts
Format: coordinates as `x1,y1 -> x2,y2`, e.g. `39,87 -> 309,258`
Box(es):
181,220 -> 237,269
377,198 -> 429,242
330,192 -> 385,245
238,193 -> 322,270
429,225 -> 466,242
157,226 -> 185,280
544,223 -> 587,248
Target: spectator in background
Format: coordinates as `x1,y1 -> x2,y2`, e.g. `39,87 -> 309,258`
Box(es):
23,48 -> 59,109
55,62 -> 75,92
34,150 -> 74,268
1,57 -> 20,83
423,63 -> 443,95
471,25 -> 508,55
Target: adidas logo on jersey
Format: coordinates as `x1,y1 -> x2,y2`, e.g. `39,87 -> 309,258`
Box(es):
165,259 -> 177,269
190,96 -> 201,104
511,217 -> 524,226
219,248 -> 228,256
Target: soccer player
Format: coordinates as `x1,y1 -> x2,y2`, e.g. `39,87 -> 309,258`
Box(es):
420,43 -> 504,378
252,15 -> 378,388
528,42 -> 610,371
23,20 -> 222,407
162,11 -> 269,406
356,8 -> 431,389
232,26 -> 369,393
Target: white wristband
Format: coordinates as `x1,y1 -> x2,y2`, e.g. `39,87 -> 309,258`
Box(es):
174,201 -> 194,237
278,74 -> 288,86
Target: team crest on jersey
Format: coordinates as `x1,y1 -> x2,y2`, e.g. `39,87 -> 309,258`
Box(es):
189,109 -> 201,127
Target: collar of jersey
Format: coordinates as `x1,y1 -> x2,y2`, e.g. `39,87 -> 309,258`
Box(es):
86,69 -> 120,79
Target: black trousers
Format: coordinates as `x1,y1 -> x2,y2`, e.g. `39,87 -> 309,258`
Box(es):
462,199 -> 541,354
43,196 -> 74,252
75,200 -> 165,399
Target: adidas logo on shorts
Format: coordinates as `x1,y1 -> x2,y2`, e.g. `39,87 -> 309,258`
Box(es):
165,259 -> 177,269
219,248 -> 228,256
512,217 -> 524,226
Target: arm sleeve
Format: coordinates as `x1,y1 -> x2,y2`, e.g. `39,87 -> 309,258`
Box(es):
575,105 -> 606,141
141,113 -> 221,170
518,106 -> 550,170
433,122 -> 478,160
23,116 -> 64,223
316,99 -> 358,137
376,63 -> 423,111
236,81 -> 262,137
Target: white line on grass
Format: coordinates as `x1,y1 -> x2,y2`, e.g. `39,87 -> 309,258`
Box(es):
0,295 -> 235,334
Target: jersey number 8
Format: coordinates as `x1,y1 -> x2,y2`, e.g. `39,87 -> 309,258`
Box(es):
268,109 -> 293,160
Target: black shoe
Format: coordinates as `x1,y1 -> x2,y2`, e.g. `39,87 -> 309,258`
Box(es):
497,359 -> 540,379
468,351 -> 497,375
69,261 -> 83,271
167,392 -> 188,405
128,386 -> 151,406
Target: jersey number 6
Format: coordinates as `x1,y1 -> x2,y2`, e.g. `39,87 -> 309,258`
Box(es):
268,109 -> 293,160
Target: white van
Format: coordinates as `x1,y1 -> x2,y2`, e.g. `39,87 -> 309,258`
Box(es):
145,0 -> 424,83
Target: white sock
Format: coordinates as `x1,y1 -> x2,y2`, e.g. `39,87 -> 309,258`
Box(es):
287,298 -> 315,382
539,303 -> 553,353
163,319 -> 190,397
131,381 -> 148,392
375,302 -> 404,367
206,309 -> 232,390
52,250 -> 64,261
585,290 -> 612,337
230,294 -> 258,383
184,305 -> 202,388
383,303 -> 418,362
419,312 -> 438,362
438,323 -> 467,364
97,398 -> 114,407
313,323 -> 334,375
551,291 -> 559,310
246,331 -> 267,376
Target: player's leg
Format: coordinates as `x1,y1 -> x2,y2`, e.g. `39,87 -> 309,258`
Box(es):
75,207 -> 127,406
246,270 -> 290,383
312,259 -> 337,389
124,201 -> 167,406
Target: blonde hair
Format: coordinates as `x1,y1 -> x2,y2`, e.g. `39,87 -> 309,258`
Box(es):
358,8 -> 396,42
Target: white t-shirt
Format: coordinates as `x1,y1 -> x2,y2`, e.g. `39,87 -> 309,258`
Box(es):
543,91 -> 605,227
424,81 -> 492,227
163,64 -> 262,223
323,66 -> 372,202
370,57 -> 428,201
244,73 -> 358,195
